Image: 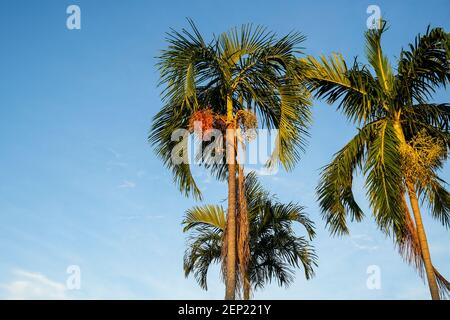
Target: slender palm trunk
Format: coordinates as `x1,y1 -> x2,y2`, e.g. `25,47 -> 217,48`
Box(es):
225,96 -> 237,300
406,180 -> 440,300
237,162 -> 250,300
393,118 -> 440,300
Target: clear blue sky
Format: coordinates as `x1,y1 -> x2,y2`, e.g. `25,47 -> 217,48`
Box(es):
0,0 -> 449,299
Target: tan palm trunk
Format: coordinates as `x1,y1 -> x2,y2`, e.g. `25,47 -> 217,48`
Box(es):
225,96 -> 237,300
406,180 -> 440,300
237,163 -> 250,300
393,118 -> 440,300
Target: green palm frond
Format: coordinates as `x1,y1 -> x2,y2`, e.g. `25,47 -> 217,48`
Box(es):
402,104 -> 450,149
183,205 -> 226,232
256,202 -> 316,240
266,82 -> 312,171
364,119 -> 404,233
183,228 -> 222,290
149,102 -> 202,199
365,21 -> 395,96
404,103 -> 450,130
397,26 -> 450,103
423,175 -> 450,229
316,121 -> 380,235
158,19 -> 214,109
182,204 -> 225,290
304,54 -> 383,124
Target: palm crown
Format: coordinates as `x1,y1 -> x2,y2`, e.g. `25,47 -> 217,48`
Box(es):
149,20 -> 311,199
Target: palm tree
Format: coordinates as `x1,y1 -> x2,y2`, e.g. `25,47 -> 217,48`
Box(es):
305,21 -> 449,299
150,20 -> 311,299
183,172 -> 317,299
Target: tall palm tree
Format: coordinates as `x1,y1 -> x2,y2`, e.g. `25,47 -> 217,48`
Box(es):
183,172 -> 317,299
150,20 -> 311,299
305,21 -> 449,299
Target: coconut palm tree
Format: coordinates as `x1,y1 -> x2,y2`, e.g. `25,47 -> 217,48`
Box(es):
305,21 -> 449,299
183,172 -> 317,299
149,20 -> 311,299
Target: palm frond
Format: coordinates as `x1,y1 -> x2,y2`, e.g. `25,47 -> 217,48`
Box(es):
364,119 -> 404,234
397,26 -> 450,103
365,21 -> 395,97
423,175 -> 450,229
183,229 -> 222,290
149,102 -> 202,199
304,54 -> 382,124
317,121 -> 381,235
183,205 -> 226,232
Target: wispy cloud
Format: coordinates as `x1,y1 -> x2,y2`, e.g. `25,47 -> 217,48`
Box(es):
350,234 -> 379,251
106,147 -> 129,170
1,269 -> 67,300
107,147 -> 122,159
118,180 -> 136,188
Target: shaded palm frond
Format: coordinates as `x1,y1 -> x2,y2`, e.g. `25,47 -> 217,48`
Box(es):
317,121 -> 382,235
397,26 -> 450,104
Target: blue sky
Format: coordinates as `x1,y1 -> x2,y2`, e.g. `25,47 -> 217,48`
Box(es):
0,0 -> 449,299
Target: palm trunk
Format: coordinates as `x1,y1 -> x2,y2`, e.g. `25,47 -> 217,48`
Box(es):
225,96 -> 237,300
400,194 -> 449,297
393,118 -> 440,300
406,180 -> 440,300
237,163 -> 250,300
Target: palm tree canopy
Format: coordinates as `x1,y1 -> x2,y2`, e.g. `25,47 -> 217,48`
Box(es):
149,20 -> 312,200
305,21 -> 449,236
182,172 -> 317,292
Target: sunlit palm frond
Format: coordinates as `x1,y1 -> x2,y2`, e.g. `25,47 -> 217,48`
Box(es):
183,205 -> 226,232
304,53 -> 383,124
364,119 -> 404,234
365,21 -> 395,97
